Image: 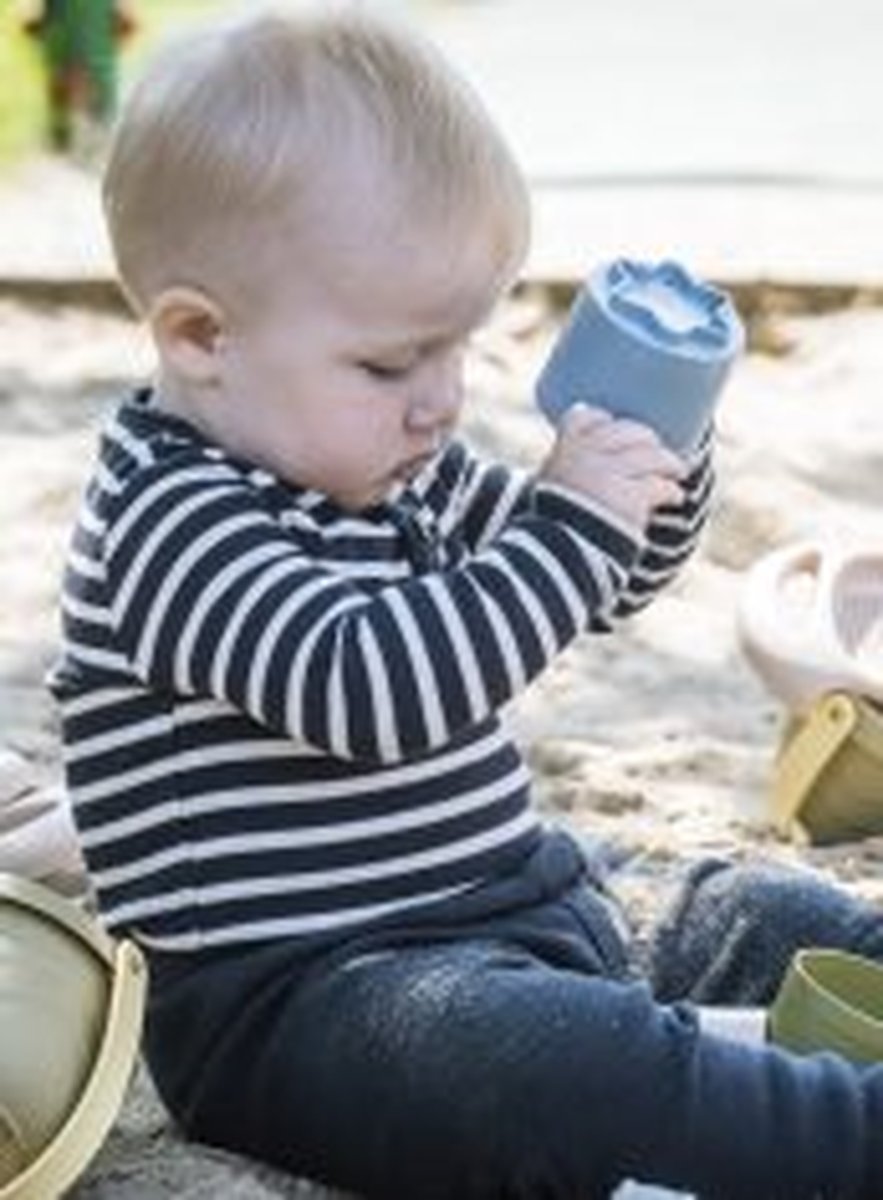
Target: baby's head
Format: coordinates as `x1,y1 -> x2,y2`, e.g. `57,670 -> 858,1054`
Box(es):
103,4 -> 530,507
104,3 -> 529,316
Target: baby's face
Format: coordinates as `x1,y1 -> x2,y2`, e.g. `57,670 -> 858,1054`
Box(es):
204,185 -> 516,511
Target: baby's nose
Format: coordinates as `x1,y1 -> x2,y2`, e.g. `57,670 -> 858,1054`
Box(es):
408,356 -> 463,431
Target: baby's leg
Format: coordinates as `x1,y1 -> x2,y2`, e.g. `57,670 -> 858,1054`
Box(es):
648,858 -> 883,1005
147,934 -> 883,1200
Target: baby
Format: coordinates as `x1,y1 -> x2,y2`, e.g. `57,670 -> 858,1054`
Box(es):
52,6 -> 883,1198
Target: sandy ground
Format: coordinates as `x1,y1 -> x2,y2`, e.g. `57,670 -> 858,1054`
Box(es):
3,290 -> 883,1196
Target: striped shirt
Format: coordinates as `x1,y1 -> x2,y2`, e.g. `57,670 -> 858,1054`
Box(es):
50,390 -> 713,951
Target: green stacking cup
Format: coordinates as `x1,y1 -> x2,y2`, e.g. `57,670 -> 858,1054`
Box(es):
768,948 -> 883,1065
0,873 -> 146,1199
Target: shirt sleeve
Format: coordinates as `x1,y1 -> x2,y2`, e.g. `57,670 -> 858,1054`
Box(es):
102,450 -> 642,764
452,429 -> 714,630
451,445 -> 534,550
589,431 -> 715,630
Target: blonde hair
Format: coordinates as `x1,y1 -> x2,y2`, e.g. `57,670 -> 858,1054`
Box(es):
103,4 -> 530,314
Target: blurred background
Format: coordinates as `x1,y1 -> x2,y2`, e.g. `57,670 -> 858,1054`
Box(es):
3,0 -> 882,179
1,0 -> 881,284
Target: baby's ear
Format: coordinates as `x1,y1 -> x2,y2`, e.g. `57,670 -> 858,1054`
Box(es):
148,286 -> 227,385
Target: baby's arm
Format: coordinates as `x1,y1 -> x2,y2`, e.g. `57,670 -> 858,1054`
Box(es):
103,449 -> 643,763
594,428 -> 713,628
456,406 -> 713,627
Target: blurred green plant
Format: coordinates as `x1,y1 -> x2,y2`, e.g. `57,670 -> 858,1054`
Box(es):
0,2 -> 47,165
0,0 -> 227,168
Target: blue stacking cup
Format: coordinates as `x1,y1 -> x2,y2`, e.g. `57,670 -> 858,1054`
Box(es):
536,258 -> 745,452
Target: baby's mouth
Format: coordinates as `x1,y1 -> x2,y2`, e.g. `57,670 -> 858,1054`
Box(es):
394,448 -> 440,484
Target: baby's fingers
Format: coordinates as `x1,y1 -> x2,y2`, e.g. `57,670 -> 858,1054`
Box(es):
565,409 -> 686,478
617,441 -> 687,481
610,428 -> 687,479
559,402 -> 615,437
647,475 -> 685,511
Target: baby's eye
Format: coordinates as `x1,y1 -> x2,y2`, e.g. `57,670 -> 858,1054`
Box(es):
358,359 -> 413,382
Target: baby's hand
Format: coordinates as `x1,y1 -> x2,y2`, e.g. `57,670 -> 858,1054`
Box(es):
538,403 -> 686,532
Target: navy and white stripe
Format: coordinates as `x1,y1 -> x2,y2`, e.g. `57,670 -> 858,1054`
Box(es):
51,391 -> 712,950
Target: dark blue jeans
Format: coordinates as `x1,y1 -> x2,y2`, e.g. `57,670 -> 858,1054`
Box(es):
144,832 -> 883,1199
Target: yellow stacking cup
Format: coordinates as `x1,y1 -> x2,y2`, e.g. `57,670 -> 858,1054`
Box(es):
773,692 -> 883,844
768,948 -> 883,1065
0,874 -> 146,1199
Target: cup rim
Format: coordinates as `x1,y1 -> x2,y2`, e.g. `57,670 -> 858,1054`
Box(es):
792,947 -> 883,1030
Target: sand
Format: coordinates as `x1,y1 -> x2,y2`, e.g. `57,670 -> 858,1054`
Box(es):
2,291 -> 883,1197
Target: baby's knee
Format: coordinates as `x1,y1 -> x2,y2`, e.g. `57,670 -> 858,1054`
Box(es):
714,862 -> 834,924
650,858 -> 877,1005
692,860 -> 865,940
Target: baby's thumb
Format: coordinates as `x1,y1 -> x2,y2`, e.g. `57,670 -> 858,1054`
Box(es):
560,402 -> 608,436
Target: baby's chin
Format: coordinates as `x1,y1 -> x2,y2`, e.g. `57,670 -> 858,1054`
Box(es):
336,467 -> 429,512
326,480 -> 396,514
264,458 -> 414,513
